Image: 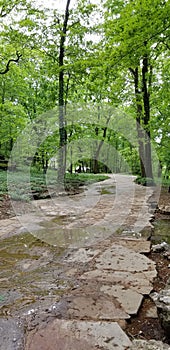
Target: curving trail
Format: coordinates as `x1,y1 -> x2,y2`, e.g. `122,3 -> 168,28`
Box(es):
0,174 -> 164,350
0,174 -> 158,244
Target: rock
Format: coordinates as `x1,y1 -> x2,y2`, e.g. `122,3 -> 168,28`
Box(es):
80,269 -> 154,294
158,205 -> 170,215
25,319 -> 132,350
145,305 -> 158,318
65,248 -> 100,263
165,206 -> 170,214
100,284 -> 143,315
153,278 -> 170,339
67,295 -> 130,320
95,244 -> 156,273
163,250 -> 170,260
129,339 -> 170,349
152,242 -> 169,253
0,318 -> 24,350
119,238 -> 151,253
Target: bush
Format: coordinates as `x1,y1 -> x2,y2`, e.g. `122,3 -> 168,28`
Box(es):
10,192 -> 30,201
135,176 -> 155,186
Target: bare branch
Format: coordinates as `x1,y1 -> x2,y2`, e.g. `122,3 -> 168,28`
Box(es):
0,4 -> 16,17
0,51 -> 22,75
129,67 -> 136,77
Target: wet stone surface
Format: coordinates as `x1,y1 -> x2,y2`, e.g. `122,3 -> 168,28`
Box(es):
0,318 -> 24,350
25,319 -> 132,350
100,285 -> 143,315
0,174 -> 169,349
0,233 -> 75,318
94,243 -> 156,273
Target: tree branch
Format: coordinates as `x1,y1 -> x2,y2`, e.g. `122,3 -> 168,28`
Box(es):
0,4 -> 16,17
0,51 -> 22,75
129,67 -> 136,77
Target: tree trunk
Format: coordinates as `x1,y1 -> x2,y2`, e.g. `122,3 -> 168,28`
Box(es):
129,67 -> 146,178
142,55 -> 153,179
93,117 -> 110,174
130,61 -> 153,180
57,0 -> 71,187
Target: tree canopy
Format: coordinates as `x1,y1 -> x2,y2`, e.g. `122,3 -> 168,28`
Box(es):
0,0 -> 169,186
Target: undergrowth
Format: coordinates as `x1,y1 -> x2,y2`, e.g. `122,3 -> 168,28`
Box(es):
0,169 -> 109,201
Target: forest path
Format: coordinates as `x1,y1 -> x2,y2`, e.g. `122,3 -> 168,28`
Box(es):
0,174 -> 164,350
0,174 -> 156,243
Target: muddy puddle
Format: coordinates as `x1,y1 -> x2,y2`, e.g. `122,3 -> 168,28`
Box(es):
99,185 -> 116,195
0,233 -> 74,317
152,219 -> 170,244
32,223 -> 114,248
34,226 -> 90,247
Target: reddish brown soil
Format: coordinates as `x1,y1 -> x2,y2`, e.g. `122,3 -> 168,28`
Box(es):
126,250 -> 170,343
0,194 -> 14,219
125,188 -> 170,344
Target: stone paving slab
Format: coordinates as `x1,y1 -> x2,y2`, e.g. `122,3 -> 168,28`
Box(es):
0,174 -> 161,349
25,319 -> 132,350
100,285 -> 143,315
65,238 -> 151,263
118,238 -> 151,253
67,294 -> 130,320
80,269 -> 154,294
95,243 -> 156,273
65,247 -> 100,263
60,239 -> 157,324
62,239 -> 157,320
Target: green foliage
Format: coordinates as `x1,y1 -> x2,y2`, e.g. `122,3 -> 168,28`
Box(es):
0,170 -> 7,191
0,169 -> 109,201
65,173 -> 109,185
135,176 -> 155,187
0,0 -> 169,188
159,178 -> 170,189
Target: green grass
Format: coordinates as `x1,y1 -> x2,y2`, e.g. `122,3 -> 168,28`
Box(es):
135,176 -> 155,186
64,173 -> 109,193
156,177 -> 170,187
0,171 -> 8,199
0,169 -> 109,201
65,173 -> 109,185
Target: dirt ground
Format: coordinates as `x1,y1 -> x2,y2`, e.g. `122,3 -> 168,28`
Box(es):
0,194 -> 34,220
126,249 -> 170,344
157,187 -> 170,208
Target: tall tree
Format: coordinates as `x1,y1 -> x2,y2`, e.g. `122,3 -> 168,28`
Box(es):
58,0 -> 71,185
103,0 -> 170,179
